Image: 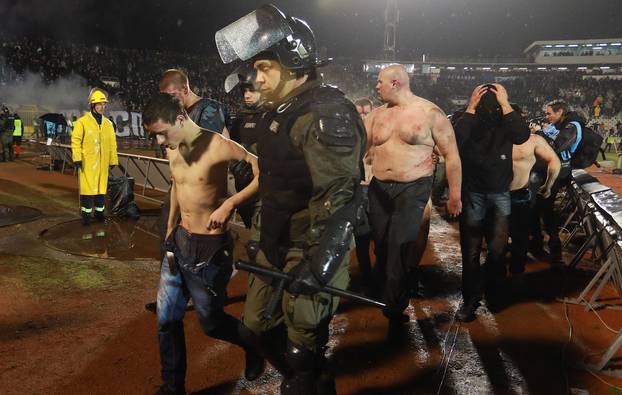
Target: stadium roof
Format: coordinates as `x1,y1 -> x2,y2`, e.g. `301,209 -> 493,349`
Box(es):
524,38 -> 622,53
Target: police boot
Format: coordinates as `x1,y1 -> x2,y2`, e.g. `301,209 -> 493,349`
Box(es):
280,341 -> 318,395
316,355 -> 336,395
237,323 -> 273,381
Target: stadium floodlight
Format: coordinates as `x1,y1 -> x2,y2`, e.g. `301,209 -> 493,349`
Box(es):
558,67 -> 568,70
545,45 -> 553,48
537,67 -> 547,70
598,43 -> 608,46
499,67 -> 509,70
585,44 -> 593,47
600,66 -> 611,70
611,43 -> 622,46
568,44 -> 579,47
577,66 -> 588,70
463,67 -> 469,70
482,67 -> 491,70
593,47 -> 603,50
446,66 -> 456,70
517,67 -> 528,71
555,44 -> 566,47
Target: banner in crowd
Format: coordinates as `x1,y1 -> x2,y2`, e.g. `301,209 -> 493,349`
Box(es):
60,109 -> 145,138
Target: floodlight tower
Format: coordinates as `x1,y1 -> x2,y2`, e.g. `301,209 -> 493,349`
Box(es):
383,0 -> 399,60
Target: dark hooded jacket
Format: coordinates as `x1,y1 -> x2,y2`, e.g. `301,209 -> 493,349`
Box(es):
454,104 -> 530,193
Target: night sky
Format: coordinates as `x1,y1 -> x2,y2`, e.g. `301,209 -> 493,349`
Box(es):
1,0 -> 621,59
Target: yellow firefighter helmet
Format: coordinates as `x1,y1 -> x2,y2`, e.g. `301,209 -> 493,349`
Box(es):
88,89 -> 108,105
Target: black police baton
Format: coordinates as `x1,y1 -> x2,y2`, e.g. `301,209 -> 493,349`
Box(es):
235,260 -> 387,309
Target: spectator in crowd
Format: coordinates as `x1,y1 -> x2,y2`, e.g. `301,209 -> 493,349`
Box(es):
509,131 -> 560,288
365,64 -> 462,325
353,97 -> 375,292
453,83 -> 530,322
142,93 -> 260,395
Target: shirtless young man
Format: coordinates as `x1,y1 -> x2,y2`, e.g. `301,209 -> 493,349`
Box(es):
142,93 -> 259,395
509,133 -> 560,278
364,64 -> 462,324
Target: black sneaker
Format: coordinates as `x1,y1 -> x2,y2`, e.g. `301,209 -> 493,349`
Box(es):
456,299 -> 480,322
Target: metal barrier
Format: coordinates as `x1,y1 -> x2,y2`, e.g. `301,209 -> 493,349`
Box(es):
34,142 -> 239,210
563,169 -> 622,374
37,142 -> 169,203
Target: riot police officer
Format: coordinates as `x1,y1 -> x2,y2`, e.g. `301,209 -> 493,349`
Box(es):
225,63 -> 264,232
216,5 -> 366,394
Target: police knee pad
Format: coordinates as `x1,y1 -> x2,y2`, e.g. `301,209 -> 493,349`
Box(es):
245,240 -> 259,261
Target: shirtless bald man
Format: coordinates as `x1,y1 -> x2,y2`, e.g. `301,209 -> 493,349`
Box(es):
365,64 -> 462,324
509,133 -> 560,279
142,93 -> 260,395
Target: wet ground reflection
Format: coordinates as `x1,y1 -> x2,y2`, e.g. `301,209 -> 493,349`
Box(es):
40,215 -> 160,260
0,204 -> 43,227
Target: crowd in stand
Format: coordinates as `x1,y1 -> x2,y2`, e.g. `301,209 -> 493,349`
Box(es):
1,37 -> 622,127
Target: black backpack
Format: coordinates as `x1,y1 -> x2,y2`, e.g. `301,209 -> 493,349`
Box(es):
567,121 -> 603,169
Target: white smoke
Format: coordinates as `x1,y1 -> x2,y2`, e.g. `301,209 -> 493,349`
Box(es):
0,56 -> 89,110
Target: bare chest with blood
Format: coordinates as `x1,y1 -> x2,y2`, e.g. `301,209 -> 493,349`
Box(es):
372,107 -> 432,147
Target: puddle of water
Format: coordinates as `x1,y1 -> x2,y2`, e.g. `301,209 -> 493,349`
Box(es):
0,204 -> 43,227
40,215 -> 160,260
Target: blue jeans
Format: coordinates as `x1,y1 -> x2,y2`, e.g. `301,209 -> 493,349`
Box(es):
156,252 -> 243,391
459,191 -> 511,302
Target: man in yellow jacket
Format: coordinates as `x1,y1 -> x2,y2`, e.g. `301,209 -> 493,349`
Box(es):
71,88 -> 119,225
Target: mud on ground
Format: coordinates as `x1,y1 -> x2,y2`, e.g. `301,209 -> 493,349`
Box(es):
1,155 -> 622,395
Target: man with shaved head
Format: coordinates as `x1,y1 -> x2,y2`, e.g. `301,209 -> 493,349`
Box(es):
365,64 -> 462,326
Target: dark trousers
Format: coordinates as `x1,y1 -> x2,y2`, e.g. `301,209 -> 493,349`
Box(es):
459,191 -> 511,302
368,177 -> 432,317
509,188 -> 533,274
80,194 -> 105,215
1,132 -> 14,161
156,254 -> 244,392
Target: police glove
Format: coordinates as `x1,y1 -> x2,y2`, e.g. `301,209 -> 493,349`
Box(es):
74,161 -> 82,170
286,260 -> 322,296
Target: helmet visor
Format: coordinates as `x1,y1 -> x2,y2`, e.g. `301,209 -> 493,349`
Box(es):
224,63 -> 257,93
215,5 -> 292,64
224,73 -> 242,93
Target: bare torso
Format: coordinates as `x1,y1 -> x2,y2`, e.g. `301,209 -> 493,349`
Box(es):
168,133 -> 229,235
510,134 -> 538,191
368,96 -> 436,182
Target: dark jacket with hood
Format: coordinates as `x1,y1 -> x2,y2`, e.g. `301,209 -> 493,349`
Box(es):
454,106 -> 530,194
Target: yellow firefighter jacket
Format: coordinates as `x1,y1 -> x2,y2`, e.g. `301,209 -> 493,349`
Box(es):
71,112 -> 118,195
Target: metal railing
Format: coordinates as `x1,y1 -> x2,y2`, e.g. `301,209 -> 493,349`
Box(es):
37,142 -> 169,203
563,169 -> 622,374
